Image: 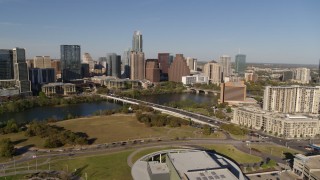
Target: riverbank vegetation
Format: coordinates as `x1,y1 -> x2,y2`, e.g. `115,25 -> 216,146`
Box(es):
115,82 -> 186,98
0,95 -> 105,116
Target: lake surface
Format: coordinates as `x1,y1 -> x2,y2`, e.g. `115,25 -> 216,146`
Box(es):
0,102 -> 121,123
0,93 -> 215,123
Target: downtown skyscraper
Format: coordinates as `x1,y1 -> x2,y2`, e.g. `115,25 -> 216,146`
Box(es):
219,55 -> 231,79
60,45 -> 81,82
132,31 -> 143,52
106,53 -> 121,78
0,49 -> 14,80
130,31 -> 145,80
235,54 -> 246,75
13,48 -> 31,95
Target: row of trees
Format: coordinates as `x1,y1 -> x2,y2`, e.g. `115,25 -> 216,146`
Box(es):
0,119 -> 20,134
25,121 -> 89,148
116,82 -> 186,98
0,95 -> 104,115
135,111 -> 189,128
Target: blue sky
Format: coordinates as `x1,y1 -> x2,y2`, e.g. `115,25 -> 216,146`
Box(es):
0,0 -> 319,64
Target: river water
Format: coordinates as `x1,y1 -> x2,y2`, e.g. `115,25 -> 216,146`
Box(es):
0,93 -> 215,123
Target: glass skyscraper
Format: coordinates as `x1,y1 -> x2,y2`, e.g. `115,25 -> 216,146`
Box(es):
106,53 -> 121,78
60,45 -> 81,82
0,49 -> 14,80
132,31 -> 143,52
235,54 -> 246,75
13,47 -> 31,94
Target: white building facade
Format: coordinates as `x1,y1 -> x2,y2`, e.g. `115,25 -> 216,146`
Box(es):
263,86 -> 320,114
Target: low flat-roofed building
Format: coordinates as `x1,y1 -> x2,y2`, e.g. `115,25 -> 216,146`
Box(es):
232,106 -> 320,139
42,82 -> 76,96
132,149 -> 245,180
182,74 -> 208,85
91,76 -> 140,89
293,154 -> 320,180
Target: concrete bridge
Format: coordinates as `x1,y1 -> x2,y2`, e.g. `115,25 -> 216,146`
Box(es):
187,88 -> 220,95
99,94 -> 224,127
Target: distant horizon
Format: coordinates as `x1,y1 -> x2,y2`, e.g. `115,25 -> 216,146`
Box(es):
0,0 -> 319,64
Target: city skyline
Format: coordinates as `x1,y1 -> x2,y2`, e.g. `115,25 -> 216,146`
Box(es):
0,0 -> 319,64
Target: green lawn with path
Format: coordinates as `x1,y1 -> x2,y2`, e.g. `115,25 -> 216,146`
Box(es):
203,144 -> 262,164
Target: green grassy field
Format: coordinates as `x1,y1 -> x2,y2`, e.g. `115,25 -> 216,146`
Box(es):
54,115 -> 225,143
203,144 -> 262,164
2,150 -> 134,180
0,114 -> 225,151
250,144 -> 302,158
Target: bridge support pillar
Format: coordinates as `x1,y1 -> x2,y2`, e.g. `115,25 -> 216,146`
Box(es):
196,90 -> 200,94
205,91 -> 208,95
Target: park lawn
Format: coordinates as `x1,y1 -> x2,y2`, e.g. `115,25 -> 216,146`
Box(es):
54,115 -> 226,144
230,134 -> 248,140
0,131 -> 45,148
2,150 -> 133,180
250,144 -> 302,158
49,150 -> 133,180
131,147 -> 177,163
203,144 -> 262,164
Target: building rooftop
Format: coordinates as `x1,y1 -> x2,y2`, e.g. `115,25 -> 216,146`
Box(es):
42,82 -> 74,87
167,151 -> 220,173
185,168 -> 238,180
295,154 -> 320,169
147,161 -> 169,175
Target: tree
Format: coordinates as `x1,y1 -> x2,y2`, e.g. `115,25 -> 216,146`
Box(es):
0,138 -> 15,157
4,119 -> 19,134
226,106 -> 232,113
202,125 -> 212,135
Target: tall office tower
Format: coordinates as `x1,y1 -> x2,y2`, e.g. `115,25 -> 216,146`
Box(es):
220,81 -> 246,103
263,86 -> 320,114
294,68 -> 311,84
132,31 -> 143,52
33,56 -> 51,68
106,53 -> 121,78
98,57 -> 107,74
13,48 -> 31,94
235,54 -> 246,75
168,54 -> 190,82
203,60 -> 222,84
219,55 -> 231,78
130,51 -> 145,80
122,49 -> 131,78
51,60 -> 61,75
60,45 -> 81,82
158,53 -> 170,74
82,53 -> 95,73
0,49 -> 14,79
186,57 -> 197,71
145,59 -> 160,83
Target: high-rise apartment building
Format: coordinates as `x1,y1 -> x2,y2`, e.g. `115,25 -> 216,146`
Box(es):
33,56 -> 51,69
244,72 -> 258,82
219,55 -> 231,78
60,45 -> 81,82
158,53 -> 170,74
186,57 -> 197,71
168,54 -> 190,82
145,59 -> 160,83
13,48 -> 31,95
0,49 -> 14,80
235,54 -> 246,75
203,61 -> 222,84
130,51 -> 145,80
83,53 -> 94,72
132,31 -> 143,52
263,86 -> 320,114
106,53 -> 121,78
220,81 -> 246,103
294,68 -> 310,84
